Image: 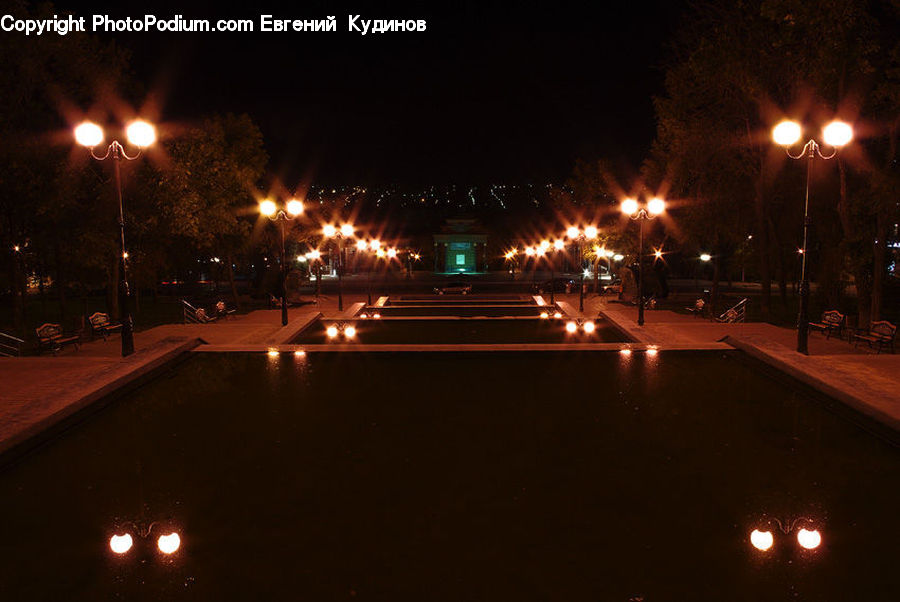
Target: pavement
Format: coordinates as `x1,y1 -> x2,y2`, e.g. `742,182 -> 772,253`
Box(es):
1,292 -> 898,461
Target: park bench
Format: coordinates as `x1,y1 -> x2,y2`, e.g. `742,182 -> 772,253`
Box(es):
215,300 -> 237,320
850,320 -> 896,354
181,299 -> 218,324
35,323 -> 81,356
809,310 -> 845,340
686,298 -> 706,317
88,312 -> 123,340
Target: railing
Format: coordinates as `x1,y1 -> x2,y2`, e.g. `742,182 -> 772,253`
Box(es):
717,298 -> 748,323
0,331 -> 25,357
181,299 -> 205,324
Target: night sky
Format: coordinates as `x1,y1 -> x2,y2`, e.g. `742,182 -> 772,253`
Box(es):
62,0 -> 685,185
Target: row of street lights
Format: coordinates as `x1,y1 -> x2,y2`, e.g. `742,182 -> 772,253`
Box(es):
71,114 -> 850,349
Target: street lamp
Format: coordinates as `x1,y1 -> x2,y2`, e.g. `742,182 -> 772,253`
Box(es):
322,223 -> 355,311
260,198 -> 304,325
621,197 -> 666,326
566,225 -> 599,311
75,119 -> 157,357
535,241 -> 564,304
773,119 -> 853,354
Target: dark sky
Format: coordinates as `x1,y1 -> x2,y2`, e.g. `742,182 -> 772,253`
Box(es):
63,0 -> 685,185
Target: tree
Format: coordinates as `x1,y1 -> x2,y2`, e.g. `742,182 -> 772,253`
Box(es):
157,113 -> 268,308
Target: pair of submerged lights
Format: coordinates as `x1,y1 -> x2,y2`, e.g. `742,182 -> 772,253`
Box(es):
566,320 -> 596,333
750,528 -> 822,552
109,532 -> 180,555
326,324 -> 356,339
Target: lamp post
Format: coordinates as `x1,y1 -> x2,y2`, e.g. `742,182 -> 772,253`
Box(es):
620,197 -> 665,326
536,239 -> 565,304
75,119 -> 156,357
260,198 -> 304,326
305,249 -> 323,304
323,223 -> 354,312
566,225 -> 598,312
773,119 -> 853,355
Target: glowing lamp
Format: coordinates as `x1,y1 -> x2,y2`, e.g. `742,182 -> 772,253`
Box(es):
654,250 -> 663,259
359,313 -> 368,319
823,121 -> 852,147
356,239 -> 368,251
750,529 -> 774,551
343,325 -> 357,338
583,321 -> 596,333
700,253 -> 712,262
646,347 -> 659,356
540,240 -> 550,250
326,325 -> 339,338
109,533 -> 133,554
340,224 -> 354,237
566,226 -> 580,238
584,226 -> 598,239
647,197 -> 666,216
797,528 -> 821,550
621,198 -> 639,216
565,321 -> 578,333
267,349 -> 279,358
307,250 -> 321,260
772,120 -> 802,146
286,199 -> 303,216
372,312 -> 381,319
539,312 -> 549,319
125,120 -> 156,147
525,247 -> 535,256
74,121 -> 104,147
370,239 -> 381,250
387,248 -> 397,258
553,239 -> 565,250
553,311 -> 562,319
294,350 -> 306,357
297,255 -> 307,262
259,199 -> 277,217
613,254 -> 624,261
323,224 -> 337,237
619,348 -> 632,356
157,532 -> 180,554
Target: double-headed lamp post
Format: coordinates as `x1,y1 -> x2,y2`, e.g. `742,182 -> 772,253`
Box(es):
323,223 -> 355,312
260,198 -> 304,326
75,119 -> 157,357
772,119 -> 853,355
621,197 -> 666,326
566,225 -> 599,311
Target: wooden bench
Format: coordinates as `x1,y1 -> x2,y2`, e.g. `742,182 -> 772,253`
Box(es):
88,312 -> 123,340
851,320 -> 896,354
36,323 -> 80,356
809,310 -> 845,340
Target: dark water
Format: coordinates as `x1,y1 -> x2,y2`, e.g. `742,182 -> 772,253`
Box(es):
1,351 -> 898,601
293,318 -> 627,344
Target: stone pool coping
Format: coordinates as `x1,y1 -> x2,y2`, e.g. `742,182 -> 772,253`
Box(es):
0,337 -> 204,462
725,334 -> 900,433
